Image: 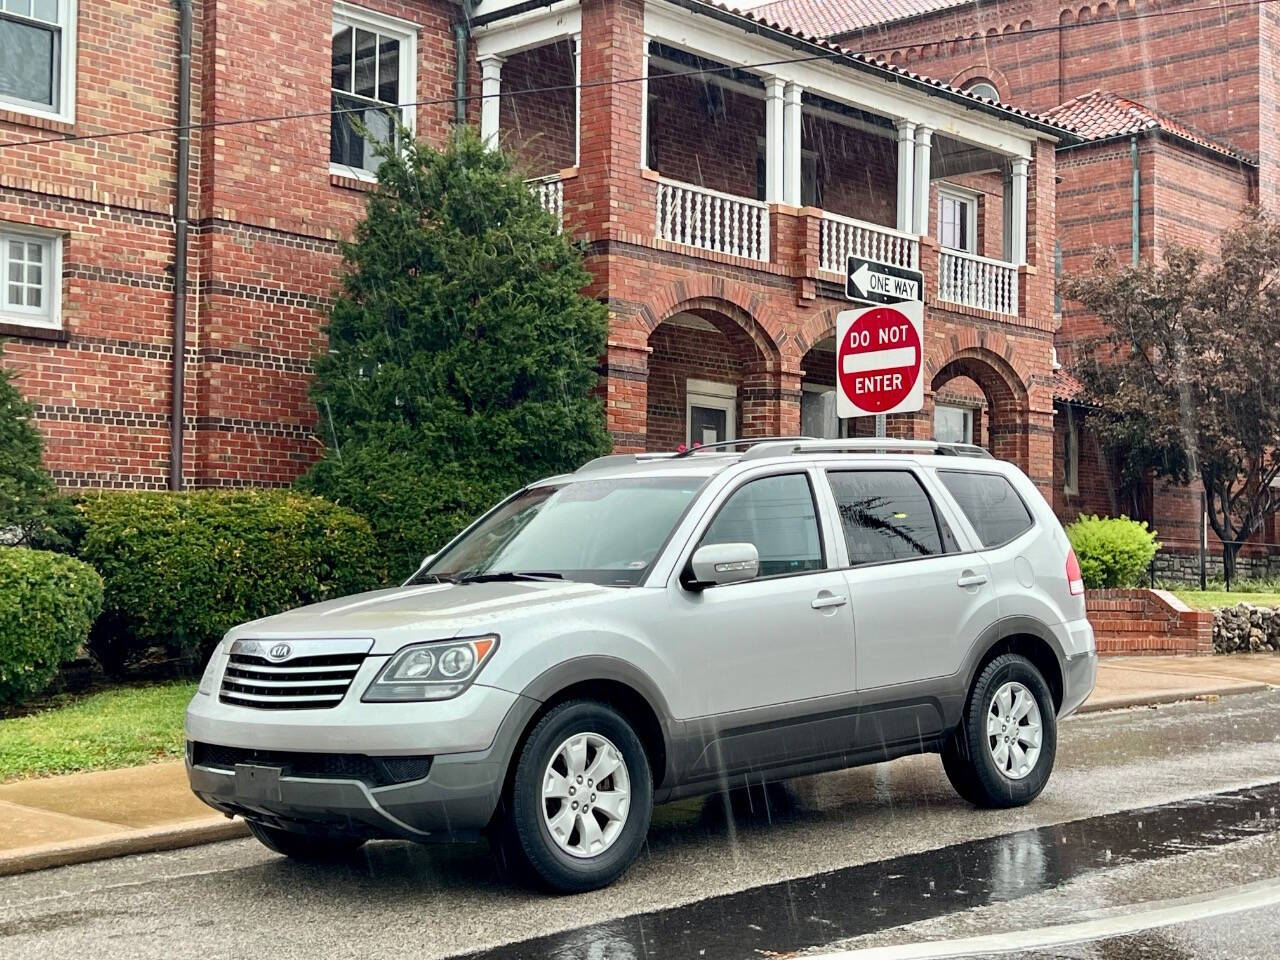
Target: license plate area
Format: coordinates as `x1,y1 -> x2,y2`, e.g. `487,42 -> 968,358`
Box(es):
234,763 -> 283,802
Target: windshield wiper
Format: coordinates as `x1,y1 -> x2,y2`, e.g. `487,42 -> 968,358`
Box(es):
408,573 -> 460,585
455,571 -> 565,583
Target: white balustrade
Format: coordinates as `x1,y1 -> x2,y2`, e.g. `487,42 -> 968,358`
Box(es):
528,175 -> 564,231
938,248 -> 1019,315
819,212 -> 919,273
655,178 -> 770,262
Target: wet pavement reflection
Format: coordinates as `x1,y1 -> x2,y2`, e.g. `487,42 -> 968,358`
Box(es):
464,782 -> 1280,960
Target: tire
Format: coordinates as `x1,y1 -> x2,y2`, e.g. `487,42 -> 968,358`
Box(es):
941,653 -> 1057,809
499,699 -> 654,893
245,820 -> 367,861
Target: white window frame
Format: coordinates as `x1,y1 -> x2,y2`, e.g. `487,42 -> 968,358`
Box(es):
686,378 -> 736,447
801,381 -> 851,439
937,184 -> 979,254
0,224 -> 62,330
1064,421 -> 1080,496
0,0 -> 77,124
329,1 -> 418,182
933,402 -> 975,445
966,81 -> 1000,102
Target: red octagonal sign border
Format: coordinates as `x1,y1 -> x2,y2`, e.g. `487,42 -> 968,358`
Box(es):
835,304 -> 924,417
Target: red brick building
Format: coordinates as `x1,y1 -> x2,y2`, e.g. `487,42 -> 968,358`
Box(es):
0,0 -> 1067,501
749,0 -> 1274,575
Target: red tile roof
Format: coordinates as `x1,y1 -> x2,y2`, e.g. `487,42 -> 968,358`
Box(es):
687,0 -> 1076,133
1046,90 -> 1251,162
1052,367 -> 1085,402
744,0 -> 970,38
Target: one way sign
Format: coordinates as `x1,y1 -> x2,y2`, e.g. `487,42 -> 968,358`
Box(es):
845,256 -> 924,305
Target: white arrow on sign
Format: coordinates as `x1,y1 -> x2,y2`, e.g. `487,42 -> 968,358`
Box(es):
849,261 -> 920,302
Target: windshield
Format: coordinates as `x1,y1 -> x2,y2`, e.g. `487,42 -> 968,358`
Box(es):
412,476 -> 706,586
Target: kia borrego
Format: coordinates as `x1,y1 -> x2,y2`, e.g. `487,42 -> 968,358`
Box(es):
186,437 -> 1096,892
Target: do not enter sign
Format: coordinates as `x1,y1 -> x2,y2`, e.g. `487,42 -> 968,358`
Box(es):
835,302 -> 924,417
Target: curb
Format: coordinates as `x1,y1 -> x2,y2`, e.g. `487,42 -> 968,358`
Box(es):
1078,682 -> 1271,714
0,816 -> 249,877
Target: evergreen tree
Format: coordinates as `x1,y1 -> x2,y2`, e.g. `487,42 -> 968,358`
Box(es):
301,129 -> 611,577
0,343 -> 77,550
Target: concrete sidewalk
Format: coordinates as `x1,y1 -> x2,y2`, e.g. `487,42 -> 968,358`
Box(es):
1,654 -> 1277,878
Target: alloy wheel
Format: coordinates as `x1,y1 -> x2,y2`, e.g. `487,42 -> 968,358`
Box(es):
986,680 -> 1043,780
541,732 -> 631,858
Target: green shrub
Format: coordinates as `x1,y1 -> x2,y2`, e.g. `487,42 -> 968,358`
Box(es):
0,548 -> 103,707
1065,514 -> 1160,589
77,491 -> 385,670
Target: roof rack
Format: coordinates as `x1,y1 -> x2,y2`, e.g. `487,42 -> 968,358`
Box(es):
574,437 -> 818,473
671,436 -> 817,458
740,438 -> 995,460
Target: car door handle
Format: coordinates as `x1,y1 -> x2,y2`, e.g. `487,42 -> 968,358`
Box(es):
957,572 -> 989,588
811,593 -> 849,610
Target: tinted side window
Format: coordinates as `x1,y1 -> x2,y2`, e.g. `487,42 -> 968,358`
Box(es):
701,474 -> 824,578
939,471 -> 1034,547
828,470 -> 943,564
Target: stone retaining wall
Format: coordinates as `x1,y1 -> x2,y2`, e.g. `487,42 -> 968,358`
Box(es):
1213,604 -> 1280,653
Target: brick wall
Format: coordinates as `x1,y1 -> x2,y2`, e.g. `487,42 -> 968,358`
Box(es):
500,41 -> 576,178
1086,588 -> 1213,655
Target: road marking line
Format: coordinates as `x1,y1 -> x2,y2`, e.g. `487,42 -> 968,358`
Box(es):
810,878 -> 1280,960
842,347 -> 916,374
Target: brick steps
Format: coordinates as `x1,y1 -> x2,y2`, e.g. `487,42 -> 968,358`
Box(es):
1086,589 -> 1214,656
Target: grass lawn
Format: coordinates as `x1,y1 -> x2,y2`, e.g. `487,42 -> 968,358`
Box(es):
1171,591 -> 1280,610
0,681 -> 197,782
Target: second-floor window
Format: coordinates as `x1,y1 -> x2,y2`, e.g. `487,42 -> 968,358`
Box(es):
937,186 -> 977,253
330,3 -> 416,179
0,0 -> 75,122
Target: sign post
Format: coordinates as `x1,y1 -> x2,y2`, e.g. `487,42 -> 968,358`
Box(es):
840,257 -> 925,435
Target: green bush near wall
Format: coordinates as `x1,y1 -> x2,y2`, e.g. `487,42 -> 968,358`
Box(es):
0,548 -> 103,707
1066,514 -> 1160,589
77,490 -> 385,671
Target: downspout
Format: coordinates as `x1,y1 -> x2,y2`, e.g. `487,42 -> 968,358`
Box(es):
454,1 -> 473,129
1130,135 -> 1140,266
170,0 -> 192,491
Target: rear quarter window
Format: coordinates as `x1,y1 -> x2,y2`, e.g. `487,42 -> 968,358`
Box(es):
938,471 -> 1034,547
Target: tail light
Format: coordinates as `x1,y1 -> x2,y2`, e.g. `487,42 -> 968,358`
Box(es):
1065,549 -> 1085,596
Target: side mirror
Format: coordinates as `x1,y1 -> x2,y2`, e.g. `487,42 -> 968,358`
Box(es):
418,553 -> 436,570
683,542 -> 759,590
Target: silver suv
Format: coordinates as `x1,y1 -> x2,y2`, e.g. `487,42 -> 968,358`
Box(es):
186,438 -> 1096,892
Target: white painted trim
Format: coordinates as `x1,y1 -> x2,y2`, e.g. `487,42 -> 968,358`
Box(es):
809,879 -> 1280,960
686,379 -> 737,445
644,1 -> 1036,159
0,0 -> 77,124
0,224 -> 63,331
688,378 -> 739,399
473,4 -> 581,59
937,183 -> 979,254
333,0 -> 420,36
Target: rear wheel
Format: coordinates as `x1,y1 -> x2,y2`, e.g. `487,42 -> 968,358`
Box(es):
245,820 -> 367,860
941,653 -> 1057,808
500,699 -> 653,893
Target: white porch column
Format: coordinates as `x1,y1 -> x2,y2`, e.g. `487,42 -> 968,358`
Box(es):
783,81 -> 804,207
895,120 -> 916,233
912,124 -> 933,236
479,54 -> 505,148
1010,156 -> 1029,264
764,76 -> 785,203
572,35 -> 581,166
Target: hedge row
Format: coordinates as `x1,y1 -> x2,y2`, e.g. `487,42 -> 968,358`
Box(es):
0,548 -> 103,706
1065,514 -> 1159,589
77,490 -> 386,670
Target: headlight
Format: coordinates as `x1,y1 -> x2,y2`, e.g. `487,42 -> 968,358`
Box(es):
363,635 -> 498,702
196,646 -> 225,696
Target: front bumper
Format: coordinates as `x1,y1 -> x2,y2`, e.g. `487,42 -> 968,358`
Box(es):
185,684 -> 539,842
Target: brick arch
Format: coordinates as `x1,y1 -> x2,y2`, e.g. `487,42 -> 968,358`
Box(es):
929,346 -> 1031,467
640,281 -> 784,369
950,64 -> 1014,101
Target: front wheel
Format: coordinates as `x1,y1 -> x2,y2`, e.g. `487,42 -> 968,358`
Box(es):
245,820 -> 367,861
941,653 -> 1057,808
500,699 -> 654,893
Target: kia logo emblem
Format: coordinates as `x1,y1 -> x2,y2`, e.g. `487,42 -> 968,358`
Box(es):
268,643 -> 292,661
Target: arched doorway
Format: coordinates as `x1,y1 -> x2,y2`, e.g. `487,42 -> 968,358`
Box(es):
930,349 -> 1030,467
799,335 -> 877,439
645,304 -> 779,452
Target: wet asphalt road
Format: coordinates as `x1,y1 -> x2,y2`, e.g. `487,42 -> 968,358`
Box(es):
3,691 -> 1280,960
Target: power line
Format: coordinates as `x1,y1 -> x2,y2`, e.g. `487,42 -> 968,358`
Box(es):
0,0 -> 1269,152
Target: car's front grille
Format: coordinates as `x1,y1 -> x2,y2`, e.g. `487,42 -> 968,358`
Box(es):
190,742 -> 432,787
219,647 -> 367,710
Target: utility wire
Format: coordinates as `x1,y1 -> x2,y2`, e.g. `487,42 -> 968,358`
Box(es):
0,0 -> 1270,152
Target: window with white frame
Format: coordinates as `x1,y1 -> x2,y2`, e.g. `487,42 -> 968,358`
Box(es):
0,0 -> 76,122
330,3 -> 416,178
937,186 -> 978,253
686,379 -> 736,448
965,80 -> 1000,102
1,227 -> 60,329
933,403 -> 974,445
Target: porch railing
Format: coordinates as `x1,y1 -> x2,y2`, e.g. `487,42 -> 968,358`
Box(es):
528,174 -> 564,231
938,248 -> 1019,315
655,177 -> 769,262
819,212 -> 918,273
